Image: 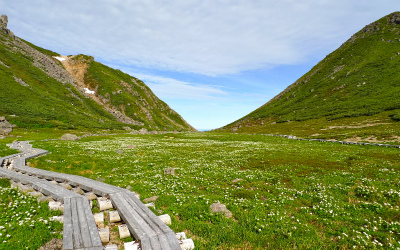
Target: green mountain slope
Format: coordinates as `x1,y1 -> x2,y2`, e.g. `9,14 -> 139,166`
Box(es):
219,12 -> 400,141
0,15 -> 195,131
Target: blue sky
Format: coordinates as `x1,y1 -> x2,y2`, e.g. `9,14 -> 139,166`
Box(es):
1,0 -> 399,130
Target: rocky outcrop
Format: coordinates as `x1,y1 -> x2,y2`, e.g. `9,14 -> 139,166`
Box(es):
60,133 -> 80,141
0,15 -> 7,29
0,15 -> 14,38
210,202 -> 232,218
106,108 -> 144,126
13,76 -> 28,86
388,12 -> 400,25
0,117 -> 12,135
13,40 -> 76,85
0,15 -> 75,84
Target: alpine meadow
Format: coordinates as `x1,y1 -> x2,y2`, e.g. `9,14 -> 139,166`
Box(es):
0,8 -> 400,250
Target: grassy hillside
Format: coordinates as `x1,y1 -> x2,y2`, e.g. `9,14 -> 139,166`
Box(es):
219,12 -> 400,140
0,24 -> 195,131
0,34 -> 119,129
83,57 -> 196,131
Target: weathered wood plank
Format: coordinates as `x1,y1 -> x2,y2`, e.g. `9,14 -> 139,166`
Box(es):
32,180 -> 80,201
71,197 -> 84,249
157,233 -> 171,250
149,235 -> 162,250
140,237 -> 152,250
165,231 -> 182,250
82,197 -> 103,247
63,198 -> 74,250
110,192 -> 155,239
76,197 -> 92,248
122,192 -> 166,235
125,191 -> 177,235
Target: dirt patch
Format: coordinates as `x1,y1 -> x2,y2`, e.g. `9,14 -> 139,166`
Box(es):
61,56 -> 89,88
37,238 -> 62,250
60,56 -> 143,126
346,135 -> 400,143
78,170 -> 94,174
321,122 -> 390,130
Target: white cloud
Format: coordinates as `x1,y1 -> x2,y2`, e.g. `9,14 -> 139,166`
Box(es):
3,0 -> 397,76
128,73 -> 228,100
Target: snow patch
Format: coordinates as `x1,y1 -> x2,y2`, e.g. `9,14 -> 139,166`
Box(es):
53,56 -> 66,61
84,88 -> 95,95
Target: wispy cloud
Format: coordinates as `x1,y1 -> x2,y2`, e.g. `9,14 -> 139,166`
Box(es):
3,0 -> 396,76
129,73 -> 228,100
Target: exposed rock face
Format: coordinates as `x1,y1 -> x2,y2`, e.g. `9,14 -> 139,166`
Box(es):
60,133 -> 79,141
0,15 -> 14,38
389,12 -> 400,24
139,128 -> 148,134
0,117 -> 12,135
0,15 -> 7,29
14,40 -> 76,84
1,15 -> 74,84
13,76 -> 28,86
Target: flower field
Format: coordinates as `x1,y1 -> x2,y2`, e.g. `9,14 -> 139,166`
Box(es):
27,132 -> 400,249
0,178 -> 62,250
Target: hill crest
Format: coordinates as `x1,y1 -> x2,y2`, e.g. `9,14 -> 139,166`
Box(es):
218,12 -> 400,141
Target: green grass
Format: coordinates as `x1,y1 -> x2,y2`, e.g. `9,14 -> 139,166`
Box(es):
26,132 -> 400,249
0,179 -> 63,250
221,12 -> 400,138
0,33 -> 126,130
19,38 -> 60,57
221,110 -> 400,142
0,138 -> 18,157
84,59 -> 193,131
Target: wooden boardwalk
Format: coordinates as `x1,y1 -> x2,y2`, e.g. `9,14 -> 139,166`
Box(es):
0,141 -> 189,250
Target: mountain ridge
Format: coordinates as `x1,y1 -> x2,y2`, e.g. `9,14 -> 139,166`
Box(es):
218,12 -> 400,141
0,15 -> 196,132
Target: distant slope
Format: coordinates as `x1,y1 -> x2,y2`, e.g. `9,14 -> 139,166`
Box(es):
219,12 -> 400,141
0,15 -> 195,131
61,54 -> 196,131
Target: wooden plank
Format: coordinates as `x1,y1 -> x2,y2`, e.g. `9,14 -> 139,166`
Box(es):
165,231 -> 182,250
71,197 -> 84,249
85,247 -> 104,250
63,197 -> 74,250
122,192 -> 164,234
140,236 -> 152,250
149,235 -> 162,250
76,197 -> 93,248
123,192 -> 181,250
33,180 -> 79,201
115,192 -> 158,238
0,167 -> 38,184
125,192 -> 174,234
114,201 -> 142,239
111,192 -> 157,238
82,197 -> 103,247
156,233 -> 170,250
110,192 -> 149,239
